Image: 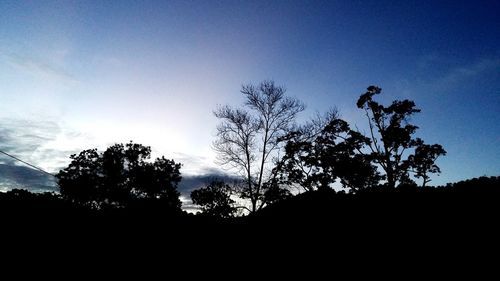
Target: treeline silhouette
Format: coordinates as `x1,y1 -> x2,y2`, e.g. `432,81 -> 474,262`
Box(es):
253,176 -> 500,223
1,176 -> 498,227
191,83 -> 449,215
1,83 -> 498,262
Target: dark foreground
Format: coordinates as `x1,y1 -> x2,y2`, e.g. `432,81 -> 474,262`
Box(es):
1,177 -> 498,270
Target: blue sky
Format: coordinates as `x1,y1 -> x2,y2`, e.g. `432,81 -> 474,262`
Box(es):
0,0 -> 499,188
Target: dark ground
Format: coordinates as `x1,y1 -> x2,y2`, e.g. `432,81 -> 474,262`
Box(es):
0,177 -> 498,272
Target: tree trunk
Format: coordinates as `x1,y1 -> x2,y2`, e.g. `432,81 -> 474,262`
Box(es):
386,163 -> 395,188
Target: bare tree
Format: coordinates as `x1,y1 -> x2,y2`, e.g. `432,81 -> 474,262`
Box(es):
213,81 -> 305,213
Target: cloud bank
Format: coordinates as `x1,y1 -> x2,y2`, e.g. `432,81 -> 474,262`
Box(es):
0,117 -> 80,192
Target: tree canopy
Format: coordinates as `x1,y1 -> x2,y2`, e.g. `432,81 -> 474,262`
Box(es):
275,85 -> 446,192
192,84 -> 447,215
56,141 -> 182,210
356,86 -> 446,188
275,110 -> 381,192
191,180 -> 236,218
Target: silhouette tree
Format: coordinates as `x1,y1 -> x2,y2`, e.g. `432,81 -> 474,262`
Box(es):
191,180 -> 236,218
56,148 -> 101,207
276,110 -> 380,192
213,80 -> 305,213
356,86 -> 445,188
407,140 -> 446,187
262,178 -> 292,204
56,141 -> 182,210
276,86 -> 444,192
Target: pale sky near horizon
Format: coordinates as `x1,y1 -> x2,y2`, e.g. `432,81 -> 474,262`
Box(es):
1,0 -> 499,187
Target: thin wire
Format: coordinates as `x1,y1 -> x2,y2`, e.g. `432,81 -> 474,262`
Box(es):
0,149 -> 56,177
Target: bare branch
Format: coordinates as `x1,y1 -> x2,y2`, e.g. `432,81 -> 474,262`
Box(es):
213,80 -> 305,213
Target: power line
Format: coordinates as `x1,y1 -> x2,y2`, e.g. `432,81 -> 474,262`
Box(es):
0,149 -> 56,177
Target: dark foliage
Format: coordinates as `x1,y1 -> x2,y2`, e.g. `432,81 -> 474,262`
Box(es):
408,140 -> 447,187
254,176 -> 500,236
274,86 -> 445,193
0,176 -> 498,268
356,86 -> 446,188
276,111 -> 381,192
191,180 -> 236,218
262,177 -> 292,204
55,141 -> 182,211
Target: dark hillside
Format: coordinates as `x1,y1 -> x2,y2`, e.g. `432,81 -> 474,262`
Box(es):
1,177 -> 498,261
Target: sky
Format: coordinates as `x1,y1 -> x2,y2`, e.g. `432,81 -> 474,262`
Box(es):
0,0 -> 499,191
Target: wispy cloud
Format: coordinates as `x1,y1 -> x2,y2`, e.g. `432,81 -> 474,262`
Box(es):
0,119 -> 61,192
431,57 -> 500,92
0,50 -> 78,85
0,118 -> 84,172
171,151 -> 224,176
416,53 -> 441,70
0,117 -> 91,192
0,118 -> 59,156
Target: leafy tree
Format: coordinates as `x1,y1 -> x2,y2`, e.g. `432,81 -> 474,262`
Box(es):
277,86 -> 445,192
356,86 -> 445,188
56,141 -> 182,210
191,180 -> 236,218
276,110 -> 380,192
56,148 -> 101,207
407,140 -> 446,187
213,80 -> 305,213
262,178 -> 292,205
